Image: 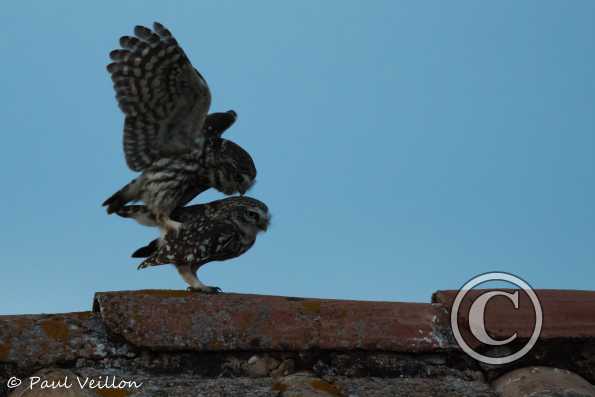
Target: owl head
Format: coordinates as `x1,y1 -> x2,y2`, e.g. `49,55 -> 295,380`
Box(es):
217,196 -> 270,232
206,138 -> 257,196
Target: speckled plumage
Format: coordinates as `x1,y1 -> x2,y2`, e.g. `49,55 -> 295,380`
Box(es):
128,197 -> 270,293
103,22 -> 255,234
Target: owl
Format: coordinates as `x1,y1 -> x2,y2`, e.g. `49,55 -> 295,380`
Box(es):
103,110 -> 248,215
103,22 -> 255,236
124,197 -> 270,293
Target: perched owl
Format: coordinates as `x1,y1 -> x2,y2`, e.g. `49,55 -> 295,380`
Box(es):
126,197 -> 270,293
103,22 -> 255,235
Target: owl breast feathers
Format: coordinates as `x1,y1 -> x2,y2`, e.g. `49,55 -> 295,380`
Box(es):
103,22 -> 256,236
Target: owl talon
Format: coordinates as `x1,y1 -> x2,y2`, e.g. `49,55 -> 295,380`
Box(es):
186,286 -> 222,294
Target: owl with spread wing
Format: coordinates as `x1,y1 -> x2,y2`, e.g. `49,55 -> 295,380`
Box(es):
103,22 -> 255,236
117,197 -> 270,293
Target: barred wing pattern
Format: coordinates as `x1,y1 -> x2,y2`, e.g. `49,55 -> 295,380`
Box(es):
108,22 -> 211,171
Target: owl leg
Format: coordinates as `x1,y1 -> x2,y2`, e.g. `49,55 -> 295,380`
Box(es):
155,212 -> 183,237
176,264 -> 221,294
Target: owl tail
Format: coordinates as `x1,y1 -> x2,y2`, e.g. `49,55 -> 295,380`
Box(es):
137,255 -> 161,270
103,178 -> 142,214
131,239 -> 160,258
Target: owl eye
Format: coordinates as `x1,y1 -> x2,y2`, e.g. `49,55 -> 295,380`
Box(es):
244,209 -> 259,220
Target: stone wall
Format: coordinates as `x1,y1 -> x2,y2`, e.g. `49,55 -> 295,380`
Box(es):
0,290 -> 594,396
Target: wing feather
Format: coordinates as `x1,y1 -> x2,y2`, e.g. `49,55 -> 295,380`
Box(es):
108,22 -> 211,171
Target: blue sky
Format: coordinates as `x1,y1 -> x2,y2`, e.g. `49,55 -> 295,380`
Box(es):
0,1 -> 593,314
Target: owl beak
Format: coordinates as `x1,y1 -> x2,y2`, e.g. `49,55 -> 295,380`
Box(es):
258,214 -> 271,231
239,178 -> 255,196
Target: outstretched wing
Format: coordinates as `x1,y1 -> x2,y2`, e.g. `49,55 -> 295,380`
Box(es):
108,22 -> 211,171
